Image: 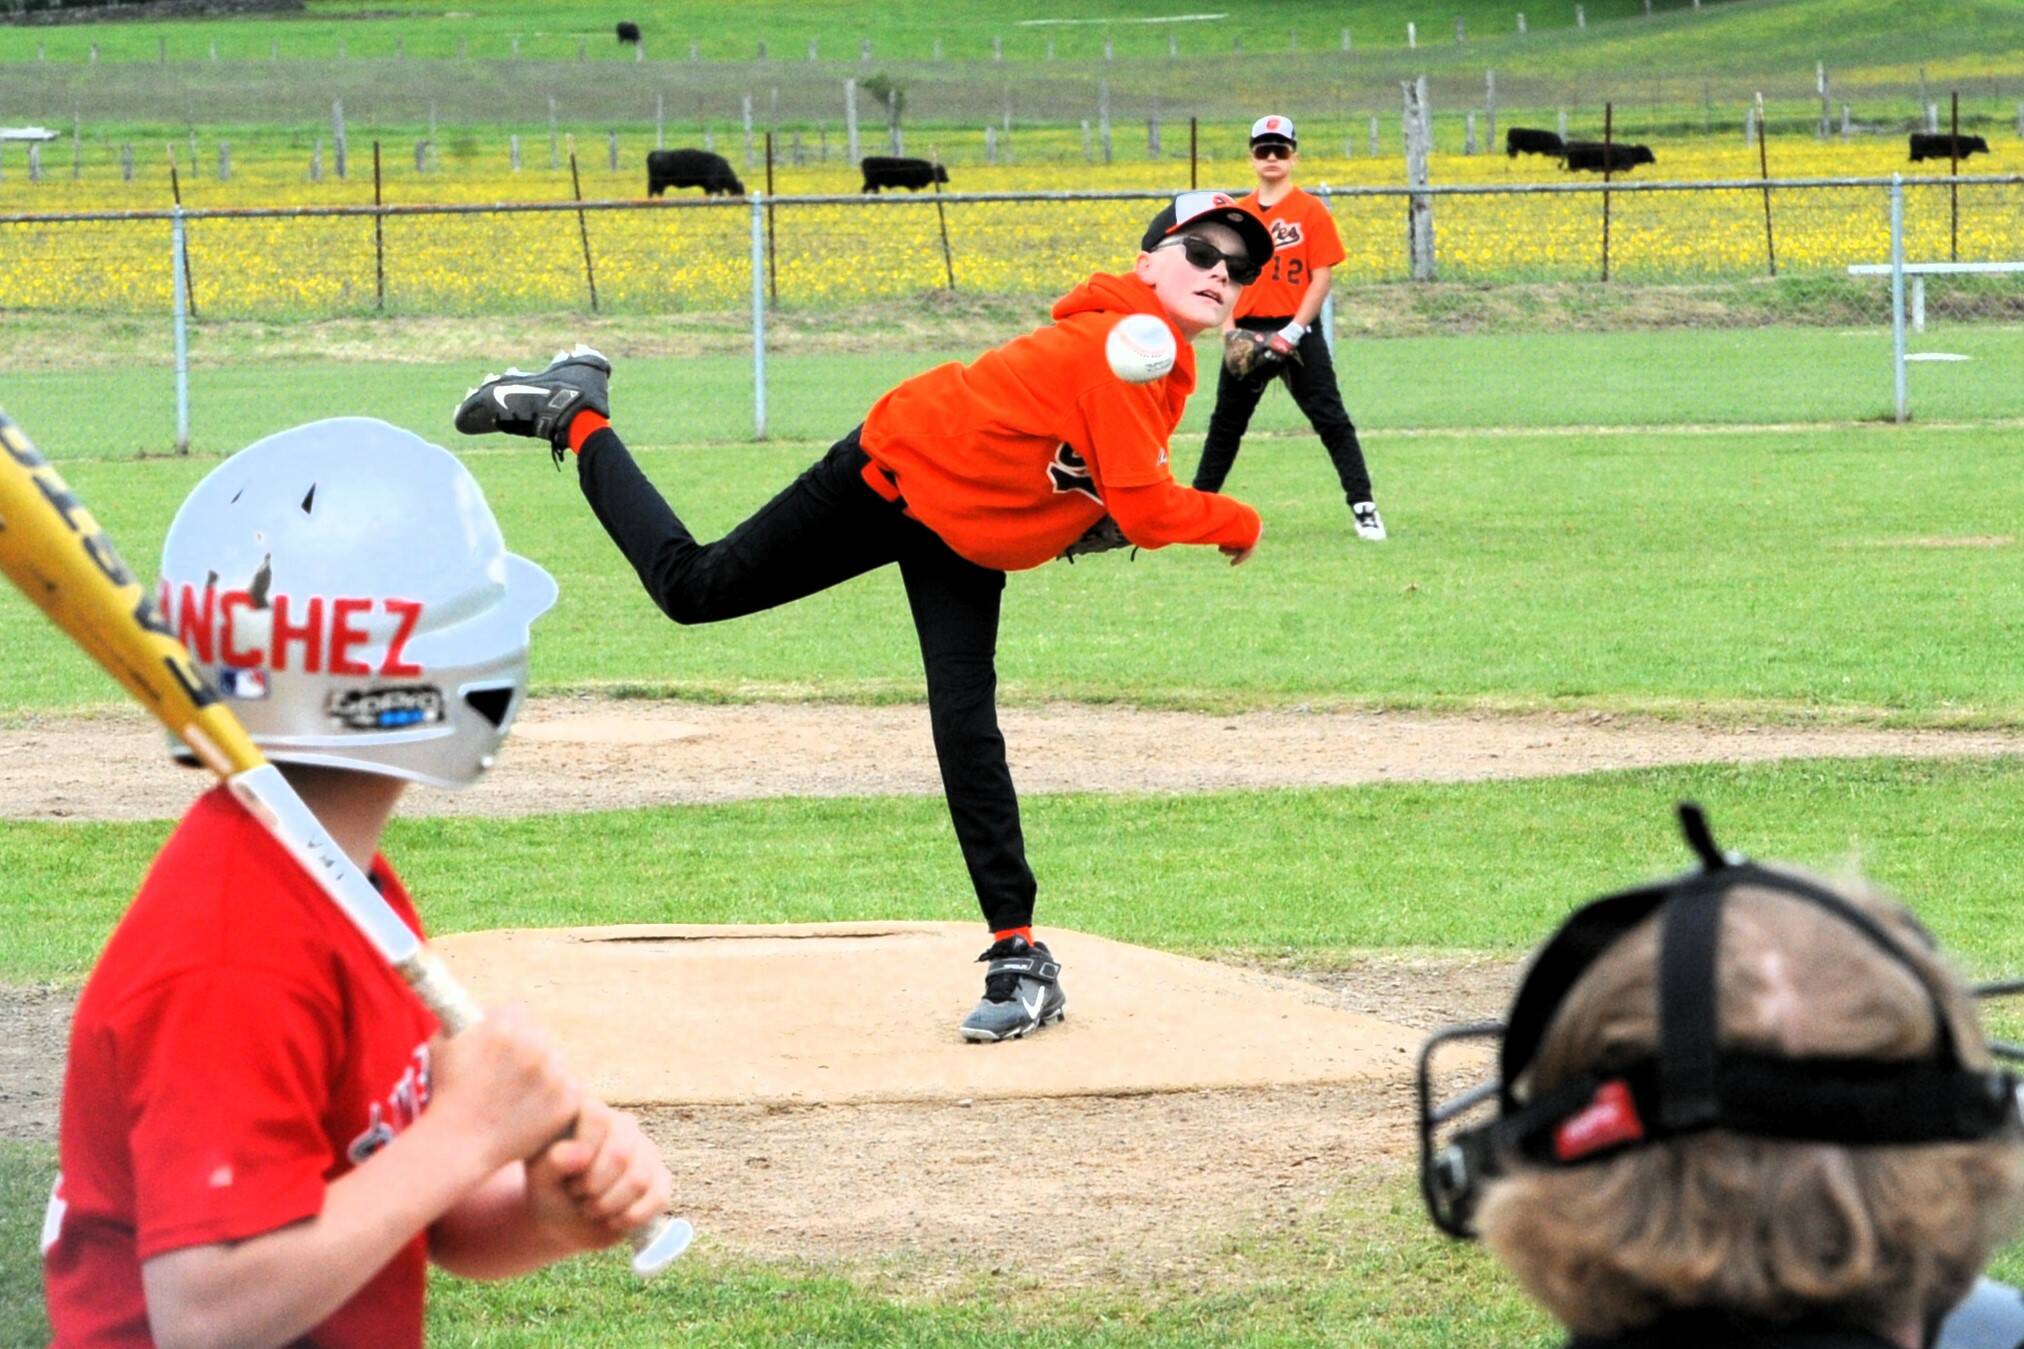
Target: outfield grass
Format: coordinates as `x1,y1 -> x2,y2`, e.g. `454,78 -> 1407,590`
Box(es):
12,324 -> 2022,462
0,409 -> 2016,724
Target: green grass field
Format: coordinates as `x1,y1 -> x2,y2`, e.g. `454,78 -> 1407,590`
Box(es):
2,0 -> 2019,120
2,331 -> 2019,723
2,338 -> 2019,1335
14,323 -> 2024,460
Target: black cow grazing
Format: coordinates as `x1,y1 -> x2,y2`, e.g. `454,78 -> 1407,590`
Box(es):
1562,141 -> 1657,173
860,156 -> 950,193
1505,127 -> 1565,158
646,148 -> 745,197
616,21 -> 641,44
1909,132 -> 1990,162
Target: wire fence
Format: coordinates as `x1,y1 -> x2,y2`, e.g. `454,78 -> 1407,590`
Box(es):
5,173 -> 2021,449
6,174 -> 2024,316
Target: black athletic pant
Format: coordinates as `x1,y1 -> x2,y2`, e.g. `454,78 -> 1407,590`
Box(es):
575,424 -> 1037,933
1193,315 -> 1374,506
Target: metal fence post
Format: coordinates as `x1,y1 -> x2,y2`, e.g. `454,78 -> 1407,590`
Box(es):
1889,174 -> 1906,424
1317,186 -> 1338,358
171,207 -> 190,454
750,194 -> 768,440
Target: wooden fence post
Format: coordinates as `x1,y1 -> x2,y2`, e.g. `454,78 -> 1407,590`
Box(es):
1600,103 -> 1613,281
1755,92 -> 1777,277
168,147 -> 197,317
568,140 -> 599,312
1402,77 -> 1436,280
372,141 -> 385,310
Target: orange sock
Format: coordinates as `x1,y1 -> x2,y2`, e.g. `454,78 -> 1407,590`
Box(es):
992,925 -> 1033,946
565,410 -> 610,454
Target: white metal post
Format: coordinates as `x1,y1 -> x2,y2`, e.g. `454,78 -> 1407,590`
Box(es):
750,195 -> 768,440
1889,175 -> 1906,424
1317,185 -> 1338,358
171,207 -> 190,454
844,79 -> 859,167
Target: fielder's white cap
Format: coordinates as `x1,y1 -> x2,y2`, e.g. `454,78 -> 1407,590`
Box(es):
1250,114 -> 1297,146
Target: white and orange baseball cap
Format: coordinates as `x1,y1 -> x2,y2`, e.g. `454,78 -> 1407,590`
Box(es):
1250,114 -> 1297,147
1138,190 -> 1276,274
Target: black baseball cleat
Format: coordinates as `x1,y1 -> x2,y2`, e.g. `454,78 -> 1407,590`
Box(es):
959,936 -> 1066,1043
454,344 -> 611,462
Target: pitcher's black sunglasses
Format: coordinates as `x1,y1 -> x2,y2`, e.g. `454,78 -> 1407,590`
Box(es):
1153,234 -> 1262,285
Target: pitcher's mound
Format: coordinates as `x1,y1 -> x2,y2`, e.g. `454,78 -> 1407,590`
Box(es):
433,922 -> 1427,1107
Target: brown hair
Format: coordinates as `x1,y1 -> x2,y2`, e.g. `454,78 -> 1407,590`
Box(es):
1477,870 -> 2024,1337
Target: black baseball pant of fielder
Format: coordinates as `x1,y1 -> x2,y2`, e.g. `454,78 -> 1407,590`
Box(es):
575,425 -> 1038,933
1192,316 -> 1375,506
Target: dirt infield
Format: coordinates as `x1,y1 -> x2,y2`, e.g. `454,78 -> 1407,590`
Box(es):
0,949 -> 1517,1286
433,923 -> 1443,1107
4,697 -> 2018,822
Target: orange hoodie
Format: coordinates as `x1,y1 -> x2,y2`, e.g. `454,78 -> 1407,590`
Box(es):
859,272 -> 1263,572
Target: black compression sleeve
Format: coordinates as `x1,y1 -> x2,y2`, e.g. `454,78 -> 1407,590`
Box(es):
574,426 -> 695,610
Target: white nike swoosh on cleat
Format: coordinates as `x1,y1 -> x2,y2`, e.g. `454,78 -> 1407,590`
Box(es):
1020,988 -> 1045,1022
491,383 -> 552,410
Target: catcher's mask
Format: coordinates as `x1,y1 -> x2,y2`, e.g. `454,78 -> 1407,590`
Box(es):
1416,803 -> 2022,1243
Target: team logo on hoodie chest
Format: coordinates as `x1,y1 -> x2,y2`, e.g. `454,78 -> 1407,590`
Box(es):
1047,445 -> 1102,503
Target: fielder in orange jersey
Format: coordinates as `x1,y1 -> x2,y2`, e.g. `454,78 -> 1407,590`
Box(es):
1186,113 -> 1387,543
43,421 -> 673,1348
454,193 -> 1274,1044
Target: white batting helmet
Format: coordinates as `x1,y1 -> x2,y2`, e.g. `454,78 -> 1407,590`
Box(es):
157,417 -> 557,789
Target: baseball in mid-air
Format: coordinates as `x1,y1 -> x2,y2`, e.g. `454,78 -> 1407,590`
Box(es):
1105,314 -> 1178,384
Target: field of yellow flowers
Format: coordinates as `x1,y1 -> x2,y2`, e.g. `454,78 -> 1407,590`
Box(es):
1,130 -> 2016,316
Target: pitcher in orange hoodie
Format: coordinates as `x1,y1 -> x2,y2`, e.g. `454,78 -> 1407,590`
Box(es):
454,193 -> 1273,1042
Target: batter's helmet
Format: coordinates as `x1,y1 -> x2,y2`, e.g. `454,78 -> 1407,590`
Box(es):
157,417 -> 557,788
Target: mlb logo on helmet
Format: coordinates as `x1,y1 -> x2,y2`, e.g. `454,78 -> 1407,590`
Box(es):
219,668 -> 269,700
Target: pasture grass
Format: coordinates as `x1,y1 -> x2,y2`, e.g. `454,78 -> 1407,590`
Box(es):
5,756 -> 2022,984
0,391 -> 2016,723
0,0 -> 2015,123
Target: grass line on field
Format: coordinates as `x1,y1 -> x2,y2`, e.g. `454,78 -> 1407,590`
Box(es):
5,755 -> 2021,984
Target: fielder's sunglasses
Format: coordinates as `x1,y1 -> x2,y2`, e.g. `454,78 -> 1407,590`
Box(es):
1155,234 -> 1262,285
1251,143 -> 1294,160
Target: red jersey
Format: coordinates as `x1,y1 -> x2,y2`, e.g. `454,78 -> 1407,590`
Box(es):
1232,186 -> 1346,321
860,272 -> 1260,572
45,786 -> 439,1348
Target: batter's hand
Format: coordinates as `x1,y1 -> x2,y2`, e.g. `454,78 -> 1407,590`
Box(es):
529,1100 -> 674,1243
430,1007 -> 582,1174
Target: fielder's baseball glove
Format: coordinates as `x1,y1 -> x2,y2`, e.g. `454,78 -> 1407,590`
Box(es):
1058,515 -> 1136,563
1222,328 -> 1298,382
